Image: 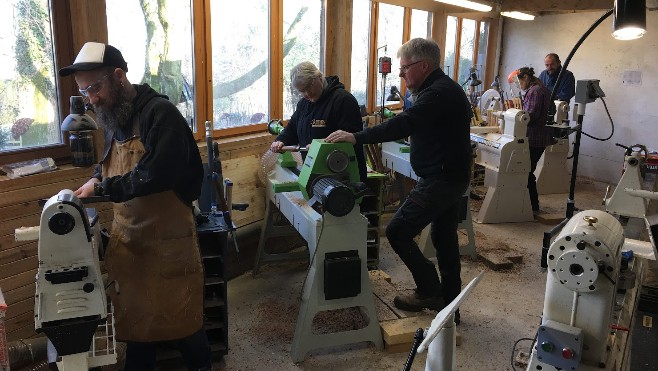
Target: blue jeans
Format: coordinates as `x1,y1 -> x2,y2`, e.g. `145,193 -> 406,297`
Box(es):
386,174 -> 469,304
124,328 -> 211,371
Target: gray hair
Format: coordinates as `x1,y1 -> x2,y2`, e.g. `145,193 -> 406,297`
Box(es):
397,38 -> 441,70
290,61 -> 323,87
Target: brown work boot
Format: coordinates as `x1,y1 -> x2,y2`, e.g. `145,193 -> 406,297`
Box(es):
393,290 -> 445,312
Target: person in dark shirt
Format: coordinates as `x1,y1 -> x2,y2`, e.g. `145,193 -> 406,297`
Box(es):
271,61 -> 367,181
539,53 -> 575,103
326,38 -> 472,323
61,42 -> 210,371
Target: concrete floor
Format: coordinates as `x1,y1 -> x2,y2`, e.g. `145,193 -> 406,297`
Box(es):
210,178 -> 615,371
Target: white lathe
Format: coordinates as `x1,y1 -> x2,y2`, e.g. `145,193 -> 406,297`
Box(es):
526,209 -> 652,370
254,140 -> 383,362
15,190 -> 116,371
536,101 -> 571,195
471,108 -> 534,223
605,147 -> 652,219
380,141 -> 476,259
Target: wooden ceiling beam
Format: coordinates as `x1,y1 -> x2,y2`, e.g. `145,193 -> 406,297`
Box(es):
500,0 -> 613,12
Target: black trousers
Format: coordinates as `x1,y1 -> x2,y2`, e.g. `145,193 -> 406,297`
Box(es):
124,328 -> 211,371
527,146 -> 547,212
386,174 -> 469,304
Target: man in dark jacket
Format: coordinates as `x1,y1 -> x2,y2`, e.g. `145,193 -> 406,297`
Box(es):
271,61 -> 367,181
61,42 -> 210,371
326,38 -> 472,324
539,53 -> 575,103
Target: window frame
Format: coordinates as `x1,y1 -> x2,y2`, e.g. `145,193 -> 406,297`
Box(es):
1,0 -> 499,166
0,0 -> 78,166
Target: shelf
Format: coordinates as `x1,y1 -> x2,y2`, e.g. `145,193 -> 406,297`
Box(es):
204,276 -> 225,285
204,321 -> 224,331
197,228 -> 229,358
204,297 -> 225,308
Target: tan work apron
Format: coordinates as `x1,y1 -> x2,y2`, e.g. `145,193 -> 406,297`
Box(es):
102,135 -> 204,342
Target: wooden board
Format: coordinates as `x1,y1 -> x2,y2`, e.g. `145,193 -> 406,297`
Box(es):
3,283 -> 35,307
380,315 -> 434,345
0,256 -> 38,281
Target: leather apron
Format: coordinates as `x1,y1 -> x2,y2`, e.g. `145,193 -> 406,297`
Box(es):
102,132 -> 204,342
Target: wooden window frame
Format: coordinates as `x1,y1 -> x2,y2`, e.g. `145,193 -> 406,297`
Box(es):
1,0 -> 499,167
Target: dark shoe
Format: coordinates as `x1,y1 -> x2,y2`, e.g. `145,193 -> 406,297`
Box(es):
393,290 -> 445,312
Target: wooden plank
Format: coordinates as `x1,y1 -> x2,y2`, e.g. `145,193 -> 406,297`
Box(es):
5,310 -> 33,334
380,315 -> 434,345
0,179 -> 85,208
229,144 -> 270,160
6,322 -> 39,342
0,243 -> 37,266
0,256 -> 38,281
0,165 -> 94,193
325,0 -> 353,90
0,235 -> 34,257
499,0 -> 610,12
0,213 -> 40,237
478,251 -> 514,271
3,284 -> 35,307
0,202 -> 44,223
5,297 -> 33,321
0,269 -> 38,293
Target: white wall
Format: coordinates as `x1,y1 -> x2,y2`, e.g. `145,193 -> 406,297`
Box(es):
499,10 -> 658,185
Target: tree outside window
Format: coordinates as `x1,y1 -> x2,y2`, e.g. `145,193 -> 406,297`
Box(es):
107,0 -> 195,131
410,9 -> 432,39
0,0 -> 59,152
282,0 -> 323,120
210,1 -> 269,130
376,3 -> 403,109
350,0 -> 370,107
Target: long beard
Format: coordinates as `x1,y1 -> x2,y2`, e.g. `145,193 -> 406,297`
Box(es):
95,82 -> 134,133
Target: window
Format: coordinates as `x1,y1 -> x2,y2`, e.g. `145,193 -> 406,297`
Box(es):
350,0 -> 370,106
376,3 -> 403,109
210,1 -> 269,130
282,0 -> 324,120
0,0 -> 59,152
457,18 -> 476,86
410,9 -> 432,39
107,0 -> 196,130
443,16 -> 489,88
443,16 -> 457,78
476,20 -> 489,85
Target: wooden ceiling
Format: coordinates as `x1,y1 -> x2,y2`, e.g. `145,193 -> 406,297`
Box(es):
500,0 -> 612,12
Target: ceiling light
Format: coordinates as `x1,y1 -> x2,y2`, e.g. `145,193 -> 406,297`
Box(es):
501,11 -> 535,21
612,0 -> 646,40
434,0 -> 492,12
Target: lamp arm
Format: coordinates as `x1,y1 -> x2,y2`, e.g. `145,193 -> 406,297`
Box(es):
546,8 -> 613,121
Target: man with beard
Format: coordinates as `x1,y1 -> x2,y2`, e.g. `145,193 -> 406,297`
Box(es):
60,42 -> 210,371
538,53 -> 575,103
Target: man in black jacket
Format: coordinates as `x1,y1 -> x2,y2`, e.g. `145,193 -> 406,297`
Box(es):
326,38 -> 472,323
271,61 -> 367,181
61,42 -> 210,370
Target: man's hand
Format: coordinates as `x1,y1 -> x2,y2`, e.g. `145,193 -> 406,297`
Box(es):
270,141 -> 285,153
74,178 -> 100,198
325,130 -> 356,144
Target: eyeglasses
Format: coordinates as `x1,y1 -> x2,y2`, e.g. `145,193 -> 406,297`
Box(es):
296,79 -> 316,95
399,60 -> 423,74
79,74 -> 111,97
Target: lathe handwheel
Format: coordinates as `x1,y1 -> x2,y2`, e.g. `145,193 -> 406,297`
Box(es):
326,150 -> 350,173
